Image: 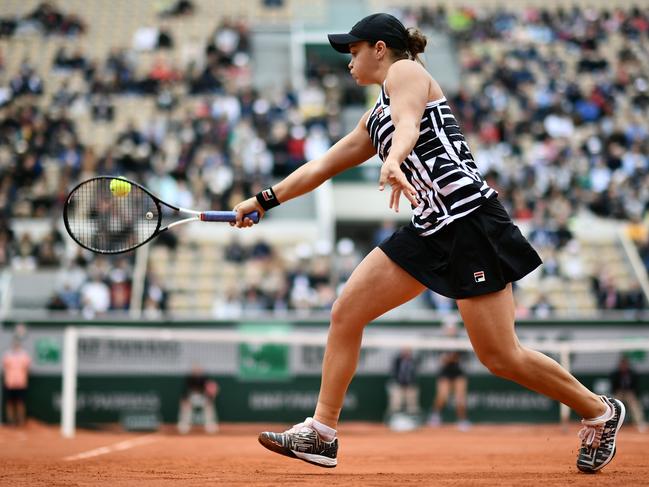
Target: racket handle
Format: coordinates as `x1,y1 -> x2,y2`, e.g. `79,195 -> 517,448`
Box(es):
200,210 -> 260,223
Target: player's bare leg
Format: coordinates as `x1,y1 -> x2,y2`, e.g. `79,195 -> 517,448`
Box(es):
258,248 -> 425,467
457,284 -> 604,418
313,248 -> 426,428
457,284 -> 625,472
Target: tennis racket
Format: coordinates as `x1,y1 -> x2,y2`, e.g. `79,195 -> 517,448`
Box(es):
63,176 -> 259,254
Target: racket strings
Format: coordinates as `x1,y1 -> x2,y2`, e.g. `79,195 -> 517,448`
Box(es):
65,178 -> 159,253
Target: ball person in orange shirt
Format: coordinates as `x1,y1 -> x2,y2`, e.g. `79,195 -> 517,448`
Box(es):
3,338 -> 31,426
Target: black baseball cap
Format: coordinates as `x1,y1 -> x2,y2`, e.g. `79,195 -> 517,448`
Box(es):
328,13 -> 407,53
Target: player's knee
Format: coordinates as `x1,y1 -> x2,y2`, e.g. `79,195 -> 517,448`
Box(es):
330,299 -> 354,331
481,355 -> 511,378
478,348 -> 523,379
330,298 -> 345,326
330,298 -> 364,334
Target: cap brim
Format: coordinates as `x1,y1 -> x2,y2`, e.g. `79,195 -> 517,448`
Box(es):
327,33 -> 363,53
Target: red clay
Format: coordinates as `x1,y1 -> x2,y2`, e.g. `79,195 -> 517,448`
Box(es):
1,422 -> 648,486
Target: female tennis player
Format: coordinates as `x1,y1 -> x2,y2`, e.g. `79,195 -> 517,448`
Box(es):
232,13 -> 624,472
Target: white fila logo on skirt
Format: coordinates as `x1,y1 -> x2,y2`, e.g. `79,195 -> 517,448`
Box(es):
474,271 -> 486,283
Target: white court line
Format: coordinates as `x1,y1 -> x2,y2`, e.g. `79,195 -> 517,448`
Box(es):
63,435 -> 158,461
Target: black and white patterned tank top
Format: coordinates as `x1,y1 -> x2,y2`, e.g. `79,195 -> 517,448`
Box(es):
366,82 -> 496,236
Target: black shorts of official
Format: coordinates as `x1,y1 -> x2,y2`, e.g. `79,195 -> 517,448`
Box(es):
5,388 -> 27,401
439,363 -> 464,380
379,197 -> 542,299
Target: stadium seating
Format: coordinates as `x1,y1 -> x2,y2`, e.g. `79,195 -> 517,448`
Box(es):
1,1 -> 647,317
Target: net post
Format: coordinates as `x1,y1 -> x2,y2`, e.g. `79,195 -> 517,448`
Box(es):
61,326 -> 79,438
559,344 -> 571,427
129,245 -> 149,319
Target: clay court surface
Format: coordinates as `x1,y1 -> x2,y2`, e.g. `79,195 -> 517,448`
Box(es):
1,422 -> 648,486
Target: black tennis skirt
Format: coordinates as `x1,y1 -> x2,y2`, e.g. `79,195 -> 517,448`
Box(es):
379,197 -> 542,299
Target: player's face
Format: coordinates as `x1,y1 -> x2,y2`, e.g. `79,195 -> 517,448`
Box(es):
348,42 -> 377,85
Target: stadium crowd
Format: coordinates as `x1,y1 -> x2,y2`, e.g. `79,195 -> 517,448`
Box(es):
0,2 -> 647,316
0,1 -> 85,38
400,4 -> 649,314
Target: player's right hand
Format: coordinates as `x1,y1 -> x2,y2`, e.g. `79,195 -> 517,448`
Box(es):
379,158 -> 419,212
232,197 -> 264,228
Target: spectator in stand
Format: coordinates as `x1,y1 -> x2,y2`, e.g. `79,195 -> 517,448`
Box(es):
51,79 -> 78,108
157,25 -> 174,49
108,257 -> 132,311
133,26 -> 163,52
18,2 -> 84,37
143,272 -> 168,315
0,18 -> 16,38
90,94 -> 115,122
9,61 -> 43,98
373,220 -> 398,248
12,233 -> 37,271
53,46 -> 87,71
627,213 -> 648,247
530,293 -> 555,319
212,286 -> 243,319
158,0 -> 194,17
592,272 -> 623,311
249,238 -> 272,261
155,82 -> 178,112
224,236 -> 247,263
79,269 -> 111,318
47,282 -> 80,312
35,232 -> 62,267
0,6 -> 648,319
148,56 -> 179,83
620,282 -> 647,313
528,212 -> 558,249
241,285 -> 268,313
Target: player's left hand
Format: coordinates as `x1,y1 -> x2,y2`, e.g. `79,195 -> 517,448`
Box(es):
378,158 -> 419,212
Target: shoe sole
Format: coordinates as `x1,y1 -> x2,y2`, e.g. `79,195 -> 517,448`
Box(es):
578,400 -> 626,474
258,434 -> 337,468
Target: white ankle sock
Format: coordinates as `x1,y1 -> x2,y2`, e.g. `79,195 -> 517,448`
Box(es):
312,418 -> 336,441
586,397 -> 614,423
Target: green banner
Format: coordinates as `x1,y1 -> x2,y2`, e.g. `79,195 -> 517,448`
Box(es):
19,374 -> 649,426
237,323 -> 291,381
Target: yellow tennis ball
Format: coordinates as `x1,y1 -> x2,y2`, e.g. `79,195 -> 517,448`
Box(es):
110,178 -> 131,197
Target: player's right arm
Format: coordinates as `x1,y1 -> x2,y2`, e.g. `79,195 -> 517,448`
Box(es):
233,112 -> 375,227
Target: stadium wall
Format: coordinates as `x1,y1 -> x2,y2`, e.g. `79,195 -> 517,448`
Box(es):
2,319 -> 648,426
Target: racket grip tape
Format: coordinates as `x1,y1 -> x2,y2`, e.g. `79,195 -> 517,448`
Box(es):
200,211 -> 260,223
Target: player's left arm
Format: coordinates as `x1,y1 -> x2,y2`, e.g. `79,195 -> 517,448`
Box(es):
379,61 -> 430,211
